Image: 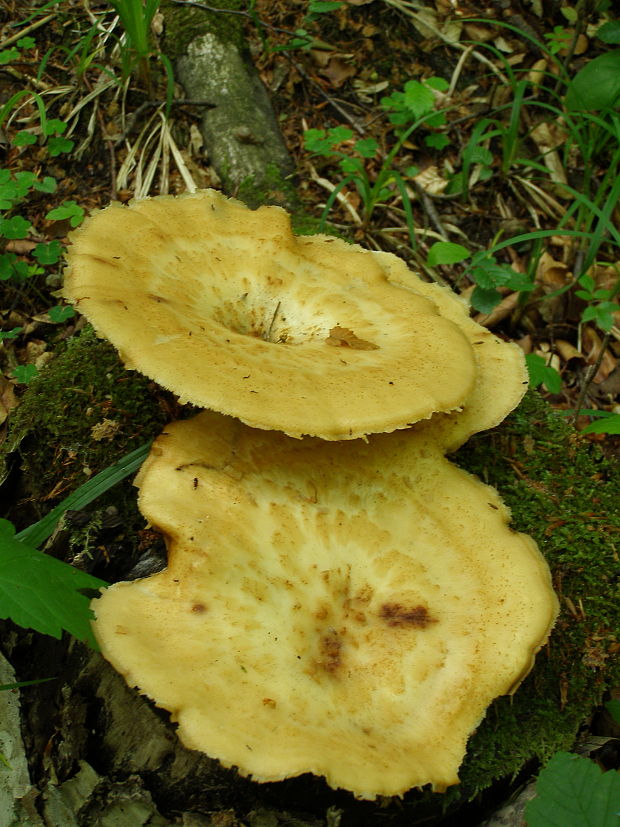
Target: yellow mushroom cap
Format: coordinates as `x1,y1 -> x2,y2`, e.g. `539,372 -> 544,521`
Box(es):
381,254 -> 529,450
92,412 -> 558,799
62,189 -> 478,440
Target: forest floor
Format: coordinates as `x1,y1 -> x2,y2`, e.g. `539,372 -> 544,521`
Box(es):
0,1 -> 619,825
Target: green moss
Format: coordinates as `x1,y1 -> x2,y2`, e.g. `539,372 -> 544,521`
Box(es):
2,328 -> 168,519
236,163 -> 301,212
451,391 -> 619,796
161,0 -> 246,60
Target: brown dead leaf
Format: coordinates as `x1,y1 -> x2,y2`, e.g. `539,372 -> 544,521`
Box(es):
0,375 -> 18,426
536,251 -> 571,289
474,291 -> 520,329
325,326 -> 379,350
313,54 -> 356,88
582,326 -> 618,383
530,122 -> 568,185
555,339 -> 584,362
5,239 -> 36,255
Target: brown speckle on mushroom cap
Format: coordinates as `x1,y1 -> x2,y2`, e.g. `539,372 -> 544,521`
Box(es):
62,189 -> 478,440
91,411 -> 558,799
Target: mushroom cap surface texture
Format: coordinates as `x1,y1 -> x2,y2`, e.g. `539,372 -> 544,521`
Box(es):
62,189 -> 479,440
92,412 -> 559,799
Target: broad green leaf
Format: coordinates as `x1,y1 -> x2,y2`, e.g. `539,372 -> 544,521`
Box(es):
471,286 -> 502,314
403,80 -> 435,118
16,37 -> 36,49
597,21 -> 620,44
525,751 -> 620,827
43,118 -> 67,135
0,520 -> 106,647
581,414 -> 620,435
525,353 -> 562,394
353,138 -> 378,158
427,241 -> 469,267
426,76 -> 449,92
308,0 -> 342,12
582,302 -> 620,332
424,132 -> 450,150
566,50 -> 620,111
0,48 -> 20,65
0,253 -> 16,280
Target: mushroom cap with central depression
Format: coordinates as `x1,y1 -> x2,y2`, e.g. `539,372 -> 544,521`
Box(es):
62,189 -> 477,440
91,412 -> 559,799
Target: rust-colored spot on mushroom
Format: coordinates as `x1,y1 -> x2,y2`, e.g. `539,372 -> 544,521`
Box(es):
262,698 -> 277,708
325,326 -> 379,350
380,603 -> 436,629
319,629 -> 342,672
191,603 -> 207,614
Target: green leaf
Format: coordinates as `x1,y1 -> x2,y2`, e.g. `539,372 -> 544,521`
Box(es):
12,364 -> 39,384
582,302 -> 620,332
424,132 -> 450,150
0,215 -> 31,239
46,136 -> 74,156
33,240 -> 63,265
525,751 -> 620,827
33,176 -> 57,194
427,241 -> 469,267
12,130 -> 37,147
308,0 -> 342,12
0,327 -> 21,340
525,353 -> 562,394
43,118 -> 67,135
471,286 -> 502,314
47,304 -> 75,323
581,414 -> 620,435
605,698 -> 620,722
0,520 -> 106,647
46,200 -> 84,227
426,76 -> 449,92
353,137 -> 378,158
566,50 -> 620,111
0,48 -> 20,65
597,21 -> 620,44
16,37 -> 36,49
0,253 -> 17,280
403,80 -> 435,118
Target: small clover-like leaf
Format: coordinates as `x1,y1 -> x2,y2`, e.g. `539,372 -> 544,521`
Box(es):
47,304 -> 75,323
12,130 -> 37,147
0,327 -> 22,340
46,200 -> 84,227
46,136 -> 74,156
33,240 -> 63,265
0,215 -> 32,239
12,364 -> 39,384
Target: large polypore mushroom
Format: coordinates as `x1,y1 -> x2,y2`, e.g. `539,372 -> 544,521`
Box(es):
92,411 -> 558,798
62,188 -> 557,798
62,189 -> 481,440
